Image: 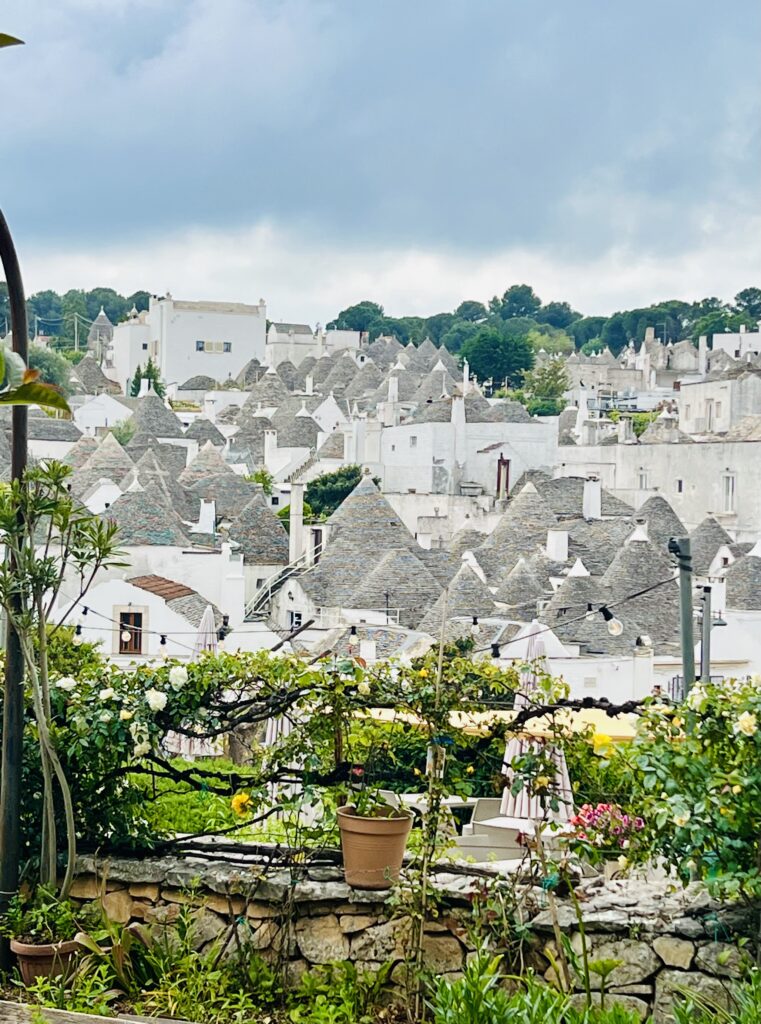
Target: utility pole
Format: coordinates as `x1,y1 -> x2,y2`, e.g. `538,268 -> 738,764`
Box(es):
74,312 -> 78,352
668,536 -> 695,695
0,209 -> 28,969
700,585 -> 712,683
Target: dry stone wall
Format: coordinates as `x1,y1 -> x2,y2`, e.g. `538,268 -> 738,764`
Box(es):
72,853 -> 753,1022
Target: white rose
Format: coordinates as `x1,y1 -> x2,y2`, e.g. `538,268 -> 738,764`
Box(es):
99,711 -> 113,723
99,687 -> 115,701
56,677 -> 77,692
133,740 -> 151,758
169,665 -> 189,691
146,688 -> 168,712
119,709 -> 134,721
357,680 -> 371,696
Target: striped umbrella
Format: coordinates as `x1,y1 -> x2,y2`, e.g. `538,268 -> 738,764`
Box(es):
499,624 -> 573,826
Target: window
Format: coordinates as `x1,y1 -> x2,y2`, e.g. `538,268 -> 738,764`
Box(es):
638,471 -> 649,490
196,340 -> 205,351
676,479 -> 684,493
722,473 -> 736,513
716,401 -> 722,418
721,556 -> 730,567
255,578 -> 264,589
223,342 -> 232,353
287,611 -> 303,629
119,612 -> 143,655
271,496 -> 279,506
141,342 -> 148,351
410,436 -> 418,448
391,444 -> 396,452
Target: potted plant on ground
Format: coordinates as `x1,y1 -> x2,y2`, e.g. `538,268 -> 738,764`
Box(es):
0,885 -> 95,984
337,780 -> 412,890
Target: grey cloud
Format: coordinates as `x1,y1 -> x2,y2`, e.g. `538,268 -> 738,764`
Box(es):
1,0 -> 759,261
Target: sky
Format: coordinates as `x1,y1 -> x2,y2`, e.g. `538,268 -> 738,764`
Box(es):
1,0 -> 759,324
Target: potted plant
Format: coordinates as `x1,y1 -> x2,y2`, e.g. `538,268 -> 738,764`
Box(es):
0,885 -> 94,984
337,785 -> 412,890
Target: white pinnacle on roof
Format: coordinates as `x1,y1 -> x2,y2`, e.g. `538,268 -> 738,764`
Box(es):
567,557 -> 590,577
625,522 -> 650,544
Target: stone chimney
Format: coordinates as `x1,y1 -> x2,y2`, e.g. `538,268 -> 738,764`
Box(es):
359,638 -> 377,663
196,498 -> 216,535
617,416 -> 634,443
698,335 -> 708,377
462,359 -> 470,396
545,527 -> 568,562
582,475 -> 602,521
264,429 -> 277,465
289,481 -> 305,564
388,374 -> 399,404
305,373 -> 314,396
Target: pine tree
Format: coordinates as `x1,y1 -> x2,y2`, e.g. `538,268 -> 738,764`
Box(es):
129,363 -> 143,397
144,356 -> 166,398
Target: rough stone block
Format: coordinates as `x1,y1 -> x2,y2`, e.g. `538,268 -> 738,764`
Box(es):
653,936 -> 694,969
205,894 -> 245,916
189,908 -> 227,949
350,918 -> 411,963
340,914 -> 376,934
128,883 -> 160,901
695,941 -> 750,979
569,992 -> 649,1021
69,876 -> 101,900
421,934 -> 464,974
246,900 -> 280,920
574,937 -> 660,989
101,888 -> 134,925
296,914 -> 350,963
654,970 -> 733,1023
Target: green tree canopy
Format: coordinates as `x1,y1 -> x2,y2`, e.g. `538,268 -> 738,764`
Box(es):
305,465 -> 378,518
460,326 -> 534,388
453,299 -> 488,322
130,355 -> 165,398
328,300 -> 384,332
28,346 -> 73,396
522,358 -> 570,400
535,300 -> 580,329
494,284 -> 542,320
733,287 -> 761,320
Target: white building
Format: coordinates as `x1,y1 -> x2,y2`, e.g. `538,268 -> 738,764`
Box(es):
678,370 -> 761,435
711,324 -> 761,361
107,294 -> 268,393
265,322 -> 364,368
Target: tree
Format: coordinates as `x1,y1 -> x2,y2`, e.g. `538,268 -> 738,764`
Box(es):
535,301 -> 580,330
130,355 -> 165,398
460,326 -> 534,388
85,287 -> 129,325
522,359 -> 570,401
28,346 -> 73,396
496,284 -> 542,320
567,316 -> 606,350
127,290 -> 151,314
306,465 -> 376,518
526,327 -> 573,355
440,320 -> 479,354
424,312 -> 455,343
453,300 -> 487,322
601,313 -> 629,355
691,309 -> 754,341
246,467 -> 274,495
733,287 -> 761,321
328,301 -> 384,332
27,289 -> 63,338
60,289 -> 88,346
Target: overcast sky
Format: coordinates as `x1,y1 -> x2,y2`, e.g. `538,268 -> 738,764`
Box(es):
2,0 -> 759,323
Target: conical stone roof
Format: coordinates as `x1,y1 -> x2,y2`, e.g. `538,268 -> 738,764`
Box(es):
690,516 -> 734,575
119,450 -> 197,522
128,395 -> 184,438
71,433 -> 134,496
242,369 -> 290,411
417,564 -> 496,636
725,554 -> 761,610
63,434 -> 99,470
493,558 -> 545,614
600,534 -> 678,643
349,548 -> 442,629
184,418 -> 225,446
320,355 -> 358,395
103,484 -> 190,546
178,441 -> 234,487
228,494 -> 289,565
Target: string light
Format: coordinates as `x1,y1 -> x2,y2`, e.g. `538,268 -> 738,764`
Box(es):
600,607 -> 624,637
121,629 -> 132,643
470,616 -> 481,637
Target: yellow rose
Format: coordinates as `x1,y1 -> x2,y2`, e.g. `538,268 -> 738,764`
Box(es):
732,784 -> 742,795
418,669 -> 428,678
535,775 -> 550,789
231,792 -> 253,817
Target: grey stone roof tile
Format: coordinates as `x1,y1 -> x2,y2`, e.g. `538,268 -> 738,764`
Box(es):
349,548 -> 442,628
179,374 -> 217,390
690,516 -> 734,575
228,494 -> 289,565
724,554 -> 761,610
128,395 -> 185,438
63,434 -> 99,469
635,495 -> 686,551
599,535 -> 679,643
178,441 -> 234,486
417,564 -> 497,635
184,417 -> 226,446
104,484 -> 191,546
187,472 -> 259,520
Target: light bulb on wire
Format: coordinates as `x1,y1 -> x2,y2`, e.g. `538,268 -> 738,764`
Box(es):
121,629 -> 131,643
470,616 -> 481,637
600,607 -> 624,637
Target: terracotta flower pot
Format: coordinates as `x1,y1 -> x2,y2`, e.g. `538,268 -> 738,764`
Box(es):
337,805 -> 412,890
10,938 -> 80,985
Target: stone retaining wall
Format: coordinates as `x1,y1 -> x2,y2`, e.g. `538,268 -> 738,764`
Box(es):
72,852 -> 753,1022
